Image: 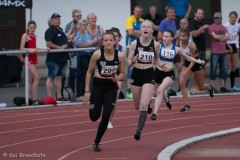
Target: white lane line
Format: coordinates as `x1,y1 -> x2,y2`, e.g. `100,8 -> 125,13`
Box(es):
0,128 -> 97,149
157,128 -> 240,160
0,103 -> 134,119
1,112 -> 240,150
0,109 -> 84,119
57,120 -> 240,160
1,108 -> 240,135
1,100 -> 240,125
0,114 -> 87,125
0,120 -> 90,134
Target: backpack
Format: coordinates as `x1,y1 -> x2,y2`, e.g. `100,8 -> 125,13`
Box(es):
40,96 -> 57,105
62,87 -> 75,101
13,97 -> 33,106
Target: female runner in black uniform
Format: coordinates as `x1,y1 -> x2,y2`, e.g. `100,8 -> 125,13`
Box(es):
83,31 -> 126,151
178,28 -> 213,112
128,20 -> 160,140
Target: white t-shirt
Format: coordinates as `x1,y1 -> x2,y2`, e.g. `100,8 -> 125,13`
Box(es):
224,21 -> 240,45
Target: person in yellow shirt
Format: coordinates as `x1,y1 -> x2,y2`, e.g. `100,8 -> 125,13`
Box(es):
125,5 -> 144,99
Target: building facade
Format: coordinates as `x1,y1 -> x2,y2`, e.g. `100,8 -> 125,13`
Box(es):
0,0 -> 239,50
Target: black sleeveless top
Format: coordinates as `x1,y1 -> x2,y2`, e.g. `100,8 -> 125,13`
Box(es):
134,38 -> 155,64
96,48 -> 119,77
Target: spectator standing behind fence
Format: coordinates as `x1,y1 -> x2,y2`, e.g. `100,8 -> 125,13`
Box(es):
190,9 -> 209,61
44,13 -> 69,101
165,0 -> 192,29
208,12 -> 230,93
125,5 -> 144,99
87,13 -> 104,48
65,9 -> 82,36
74,19 -> 100,98
64,9 -> 82,98
143,5 -> 162,40
189,9 -> 209,94
20,20 -> 40,105
158,7 -> 177,43
224,11 -> 240,91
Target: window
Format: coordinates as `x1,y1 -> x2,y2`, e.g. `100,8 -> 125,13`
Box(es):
0,8 -> 17,26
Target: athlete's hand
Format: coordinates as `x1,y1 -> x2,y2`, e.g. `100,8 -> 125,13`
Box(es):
197,59 -> 205,65
112,75 -> 118,83
132,54 -> 138,64
83,92 -> 90,104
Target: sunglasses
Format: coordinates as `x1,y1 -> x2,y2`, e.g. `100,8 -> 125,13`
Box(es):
214,17 -> 221,19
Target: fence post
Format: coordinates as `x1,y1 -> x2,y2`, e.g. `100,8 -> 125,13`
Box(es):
25,53 -> 29,106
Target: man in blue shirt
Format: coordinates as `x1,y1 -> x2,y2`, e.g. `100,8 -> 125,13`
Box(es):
158,7 -> 177,43
166,0 -> 192,29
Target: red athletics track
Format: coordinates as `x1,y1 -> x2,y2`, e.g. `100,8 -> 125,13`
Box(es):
0,95 -> 240,160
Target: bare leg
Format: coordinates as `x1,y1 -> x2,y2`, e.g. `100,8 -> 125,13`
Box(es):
179,67 -> 192,112
134,83 -> 154,140
151,77 -> 173,120
194,70 -> 211,91
46,77 -> 53,97
28,64 -> 40,100
55,76 -> 63,98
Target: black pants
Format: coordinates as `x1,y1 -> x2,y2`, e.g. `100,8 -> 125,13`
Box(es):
89,78 -> 118,144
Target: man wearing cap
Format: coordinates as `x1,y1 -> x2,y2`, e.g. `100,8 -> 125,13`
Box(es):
208,12 -> 230,93
45,13 -> 69,101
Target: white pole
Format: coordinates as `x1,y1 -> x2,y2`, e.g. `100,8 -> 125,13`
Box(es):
25,53 -> 29,106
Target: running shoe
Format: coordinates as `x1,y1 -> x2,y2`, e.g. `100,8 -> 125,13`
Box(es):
165,96 -> 172,110
134,131 -> 141,141
147,100 -> 152,114
56,97 -> 70,104
208,85 -> 214,97
231,86 -> 240,92
32,100 -> 43,105
127,90 -> 133,99
92,143 -> 101,152
107,122 -> 113,129
151,113 -> 157,120
180,104 -> 191,112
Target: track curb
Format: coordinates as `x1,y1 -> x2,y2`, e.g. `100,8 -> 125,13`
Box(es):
157,127 -> 240,160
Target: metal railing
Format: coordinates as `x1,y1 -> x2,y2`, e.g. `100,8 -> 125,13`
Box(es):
0,47 -> 97,106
